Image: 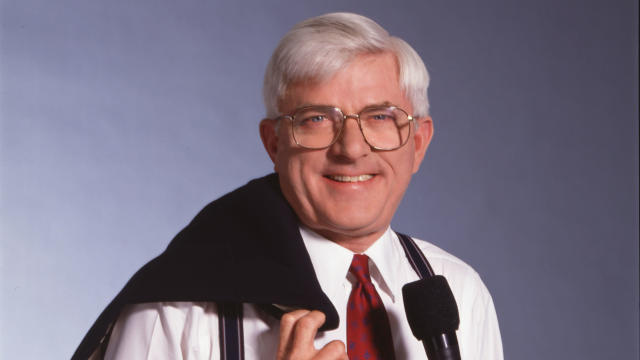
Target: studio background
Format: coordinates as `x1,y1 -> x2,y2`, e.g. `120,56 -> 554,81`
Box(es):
1,0 -> 638,359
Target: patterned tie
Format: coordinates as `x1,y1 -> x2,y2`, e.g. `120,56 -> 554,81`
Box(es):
347,254 -> 396,360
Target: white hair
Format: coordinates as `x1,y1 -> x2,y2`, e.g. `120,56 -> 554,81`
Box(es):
263,12 -> 430,119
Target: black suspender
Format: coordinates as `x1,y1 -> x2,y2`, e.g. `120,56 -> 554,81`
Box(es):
217,232 -> 435,360
395,232 -> 435,278
218,302 -> 245,360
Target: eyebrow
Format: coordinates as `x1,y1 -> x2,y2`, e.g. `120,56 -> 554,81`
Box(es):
295,103 -> 334,109
363,101 -> 395,109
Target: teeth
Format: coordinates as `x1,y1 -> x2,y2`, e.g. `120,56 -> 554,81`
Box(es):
327,174 -> 374,183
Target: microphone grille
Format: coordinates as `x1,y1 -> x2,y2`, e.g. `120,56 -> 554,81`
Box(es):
402,275 -> 460,340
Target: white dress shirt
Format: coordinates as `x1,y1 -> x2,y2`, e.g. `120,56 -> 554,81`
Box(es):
103,227 -> 503,359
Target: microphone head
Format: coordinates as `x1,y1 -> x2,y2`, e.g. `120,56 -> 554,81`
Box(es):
402,275 -> 460,340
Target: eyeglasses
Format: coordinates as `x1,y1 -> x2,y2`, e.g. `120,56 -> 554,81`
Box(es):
277,105 -> 415,151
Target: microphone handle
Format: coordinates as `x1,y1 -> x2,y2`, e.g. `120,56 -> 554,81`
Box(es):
424,332 -> 461,360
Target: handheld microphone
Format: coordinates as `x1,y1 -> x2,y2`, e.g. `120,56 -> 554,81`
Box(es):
402,275 -> 462,360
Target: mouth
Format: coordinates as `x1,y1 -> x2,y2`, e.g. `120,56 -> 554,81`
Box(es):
324,174 -> 375,183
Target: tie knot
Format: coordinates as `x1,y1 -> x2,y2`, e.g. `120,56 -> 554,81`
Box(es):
349,254 -> 372,283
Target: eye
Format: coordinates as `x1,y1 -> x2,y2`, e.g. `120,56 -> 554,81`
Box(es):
307,115 -> 326,123
366,111 -> 396,123
298,115 -> 328,127
371,114 -> 393,121
294,109 -> 334,128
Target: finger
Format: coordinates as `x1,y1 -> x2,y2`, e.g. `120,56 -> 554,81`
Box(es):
291,310 -> 326,352
277,310 -> 311,359
314,340 -> 348,360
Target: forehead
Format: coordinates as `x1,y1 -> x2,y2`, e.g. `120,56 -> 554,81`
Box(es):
279,53 -> 411,114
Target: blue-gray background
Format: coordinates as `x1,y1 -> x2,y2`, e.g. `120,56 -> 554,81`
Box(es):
1,0 -> 637,359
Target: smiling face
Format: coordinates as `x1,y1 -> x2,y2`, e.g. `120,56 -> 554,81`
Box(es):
260,53 -> 433,251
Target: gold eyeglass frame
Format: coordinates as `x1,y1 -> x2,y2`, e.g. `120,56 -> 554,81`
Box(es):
276,105 -> 415,151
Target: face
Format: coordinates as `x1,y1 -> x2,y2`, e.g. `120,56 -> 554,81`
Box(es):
260,53 -> 433,247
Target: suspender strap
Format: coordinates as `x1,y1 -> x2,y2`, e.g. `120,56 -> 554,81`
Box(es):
218,302 -> 244,360
395,232 -> 435,279
217,232 -> 434,359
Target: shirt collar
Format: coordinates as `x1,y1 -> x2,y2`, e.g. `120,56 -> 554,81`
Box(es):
299,226 -> 402,302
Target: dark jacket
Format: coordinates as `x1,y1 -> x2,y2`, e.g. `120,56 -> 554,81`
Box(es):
72,174 -> 339,359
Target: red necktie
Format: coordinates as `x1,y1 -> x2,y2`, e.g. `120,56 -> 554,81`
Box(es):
347,254 -> 396,360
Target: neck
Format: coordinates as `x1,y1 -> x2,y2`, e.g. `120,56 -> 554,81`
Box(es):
313,228 -> 387,253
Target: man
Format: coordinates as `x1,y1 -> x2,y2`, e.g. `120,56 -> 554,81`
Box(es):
74,12 -> 503,359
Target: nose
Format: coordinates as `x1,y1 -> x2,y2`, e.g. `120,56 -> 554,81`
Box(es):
328,115 -> 371,160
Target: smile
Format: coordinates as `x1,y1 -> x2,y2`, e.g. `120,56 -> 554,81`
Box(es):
325,174 -> 374,183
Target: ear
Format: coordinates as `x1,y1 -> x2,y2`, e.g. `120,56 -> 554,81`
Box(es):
411,116 -> 434,173
259,118 -> 279,164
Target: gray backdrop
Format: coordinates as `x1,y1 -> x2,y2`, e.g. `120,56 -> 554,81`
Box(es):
1,0 -> 638,359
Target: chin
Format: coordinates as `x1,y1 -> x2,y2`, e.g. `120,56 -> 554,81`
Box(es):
319,214 -> 386,237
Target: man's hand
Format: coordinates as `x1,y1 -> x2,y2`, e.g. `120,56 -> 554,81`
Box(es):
276,310 -> 348,360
